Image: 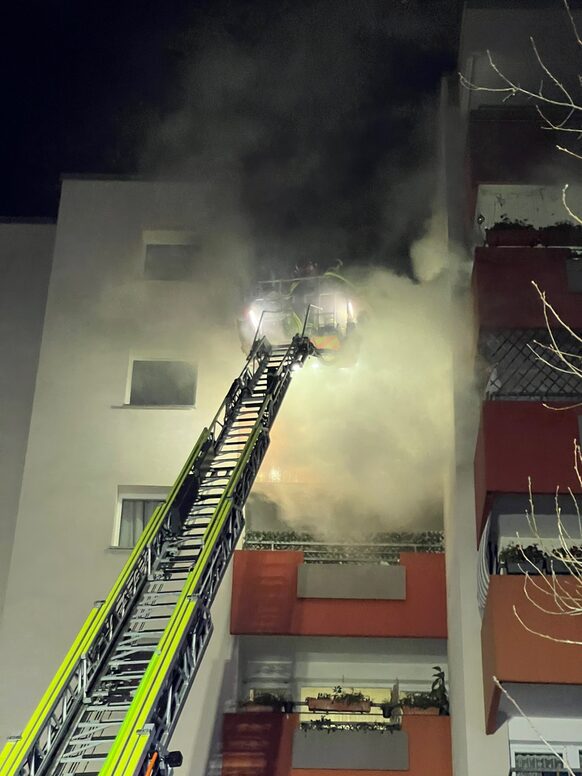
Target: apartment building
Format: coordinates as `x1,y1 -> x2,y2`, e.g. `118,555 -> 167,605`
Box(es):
2,2 -> 582,775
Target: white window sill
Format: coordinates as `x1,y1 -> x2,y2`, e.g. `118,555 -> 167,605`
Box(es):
111,404 -> 195,410
108,545 -> 133,552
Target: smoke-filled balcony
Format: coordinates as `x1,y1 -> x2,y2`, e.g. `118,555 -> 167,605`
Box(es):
479,329 -> 582,402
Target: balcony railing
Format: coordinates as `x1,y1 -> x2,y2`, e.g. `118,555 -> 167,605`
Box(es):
243,530 -> 444,564
510,770 -> 582,775
479,328 -> 582,401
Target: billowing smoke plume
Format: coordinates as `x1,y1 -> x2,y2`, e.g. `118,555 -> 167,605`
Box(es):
135,1 -> 465,533
253,240 -> 472,537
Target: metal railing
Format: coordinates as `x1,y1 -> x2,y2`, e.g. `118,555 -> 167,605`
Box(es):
479,328 -> 582,401
510,770 -> 582,775
243,531 -> 444,565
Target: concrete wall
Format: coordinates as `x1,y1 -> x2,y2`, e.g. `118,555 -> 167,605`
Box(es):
0,221 -> 55,618
444,422 -> 510,776
0,179 -> 245,763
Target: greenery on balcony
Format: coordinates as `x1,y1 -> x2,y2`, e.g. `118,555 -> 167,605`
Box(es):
243,529 -> 444,564
299,716 -> 400,733
497,543 -> 582,575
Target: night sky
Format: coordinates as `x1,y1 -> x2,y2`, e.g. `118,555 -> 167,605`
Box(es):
1,0 -> 462,270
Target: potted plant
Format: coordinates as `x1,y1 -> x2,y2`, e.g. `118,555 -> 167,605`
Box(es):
547,546 -> 571,575
547,545 -> 582,575
499,544 -> 545,575
486,216 -> 539,247
306,686 -> 372,713
401,692 -> 440,715
430,666 -> 449,716
400,667 -> 449,716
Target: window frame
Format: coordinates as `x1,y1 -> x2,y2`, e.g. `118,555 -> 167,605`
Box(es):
124,356 -> 198,408
112,488 -> 169,549
141,229 -> 199,282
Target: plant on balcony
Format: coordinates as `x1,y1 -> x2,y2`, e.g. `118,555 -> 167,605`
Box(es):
240,691 -> 294,713
400,667 -> 449,716
306,686 -> 372,713
429,666 -> 449,715
547,545 -> 582,575
485,216 -> 539,247
498,544 -> 546,575
491,216 -> 532,230
539,221 -> 582,247
300,716 -> 400,733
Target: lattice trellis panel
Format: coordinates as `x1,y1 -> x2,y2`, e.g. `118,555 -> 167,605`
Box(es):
479,328 -> 582,400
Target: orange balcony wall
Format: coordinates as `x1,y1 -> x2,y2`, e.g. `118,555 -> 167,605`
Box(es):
222,713 -> 452,776
482,575 -> 582,733
474,402 -> 581,542
472,247 -> 582,329
230,551 -> 446,638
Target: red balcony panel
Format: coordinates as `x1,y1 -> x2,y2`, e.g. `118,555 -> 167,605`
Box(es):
222,712 -> 295,776
221,713 -> 452,775
472,247 -> 582,329
230,551 -> 446,638
475,402 -> 581,542
482,576 -> 582,733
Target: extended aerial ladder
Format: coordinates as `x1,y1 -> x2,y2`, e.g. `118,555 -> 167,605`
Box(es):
0,331 -> 314,776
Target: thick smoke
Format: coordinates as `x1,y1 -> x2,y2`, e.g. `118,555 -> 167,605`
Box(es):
254,245 -> 472,537
143,0 -> 458,270
137,1 -> 464,533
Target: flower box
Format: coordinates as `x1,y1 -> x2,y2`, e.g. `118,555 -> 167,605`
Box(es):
402,706 -> 439,716
485,226 -> 540,248
306,697 -> 371,713
538,225 -> 582,247
505,558 -> 544,575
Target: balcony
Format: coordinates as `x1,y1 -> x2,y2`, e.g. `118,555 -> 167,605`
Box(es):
472,247 -> 582,329
230,550 -> 446,638
474,402 -> 581,542
221,712 -> 452,775
482,575 -> 582,733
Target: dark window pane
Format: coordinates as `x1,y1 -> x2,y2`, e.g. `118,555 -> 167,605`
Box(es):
144,244 -> 196,280
130,360 -> 197,406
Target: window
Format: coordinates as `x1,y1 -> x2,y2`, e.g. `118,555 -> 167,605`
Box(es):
129,360 -> 197,407
144,244 -> 198,281
116,498 -> 165,548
